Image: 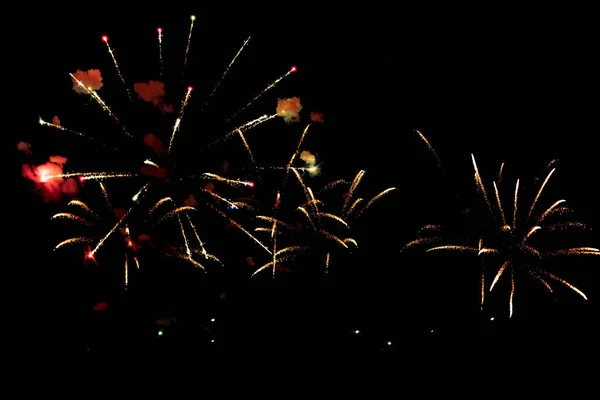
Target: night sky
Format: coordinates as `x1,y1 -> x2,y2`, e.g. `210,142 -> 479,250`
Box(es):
14,8 -> 599,360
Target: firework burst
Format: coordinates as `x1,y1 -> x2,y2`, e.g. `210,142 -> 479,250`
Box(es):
404,155 -> 598,317
31,17 -> 303,288
251,142 -> 396,279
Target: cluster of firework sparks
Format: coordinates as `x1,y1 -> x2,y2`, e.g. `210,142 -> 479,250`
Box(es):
405,134 -> 599,317
20,16 -> 597,319
21,15 -> 396,292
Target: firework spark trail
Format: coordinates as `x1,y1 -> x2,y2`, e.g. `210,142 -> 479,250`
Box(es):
124,253 -> 129,289
177,214 -> 192,257
203,36 -> 251,110
88,184 -> 150,258
157,27 -> 164,78
68,200 -> 99,220
154,206 -> 197,225
203,198 -> 271,255
415,130 -> 441,168
207,114 -> 278,149
291,168 -> 312,205
168,86 -> 193,154
272,224 -> 277,278
199,172 -> 253,188
526,168 -> 555,224
185,212 -> 207,257
471,154 -> 494,218
39,117 -> 116,150
46,172 -> 137,181
69,73 -> 132,137
51,213 -> 92,226
226,66 -> 297,122
493,181 -> 507,225
342,170 -> 365,217
513,179 -> 520,229
182,15 -> 196,77
498,162 -> 505,183
55,237 -> 94,250
237,129 -> 261,182
354,187 -> 397,219
101,36 -> 131,101
283,124 -> 312,187
99,182 -> 112,209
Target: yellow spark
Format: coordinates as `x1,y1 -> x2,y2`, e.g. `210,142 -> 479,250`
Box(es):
55,237 -> 93,250
490,261 -> 509,291
284,124 -> 312,178
526,168 -> 555,223
103,37 -> 131,101
493,181 -> 506,225
177,214 -> 192,258
157,27 -> 164,78
183,15 -> 196,72
51,213 -> 91,226
513,179 -> 520,229
355,187 -> 396,219
415,129 -> 441,168
89,184 -> 148,257
69,74 -> 131,137
227,66 -> 297,122
155,206 -> 197,225
208,114 -> 278,149
342,170 -> 366,216
539,199 -> 566,222
523,226 -> 541,243
68,200 -> 98,219
204,36 -> 251,106
471,154 -> 494,217
545,272 -> 587,300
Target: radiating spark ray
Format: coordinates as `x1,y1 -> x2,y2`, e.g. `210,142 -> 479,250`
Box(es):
493,181 -> 506,225
155,206 -> 197,225
283,124 -> 312,186
51,213 -> 91,226
227,67 -> 296,122
471,154 -> 494,218
539,199 -> 566,222
513,179 -> 520,229
527,168 -> 555,223
68,200 -> 99,219
237,129 -> 261,183
185,213 -> 207,257
89,184 -> 149,257
490,261 -> 509,291
39,118 -> 116,149
157,27 -> 164,78
545,272 -> 587,300
102,37 -> 131,101
178,214 -> 192,257
208,114 -> 278,149
69,73 -> 131,137
168,87 -> 193,154
356,187 -> 396,219
205,36 -> 250,107
182,15 -> 196,75
342,170 -> 365,216
55,237 -> 94,250
509,269 -> 515,318
124,253 -> 129,289
415,130 -> 441,168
